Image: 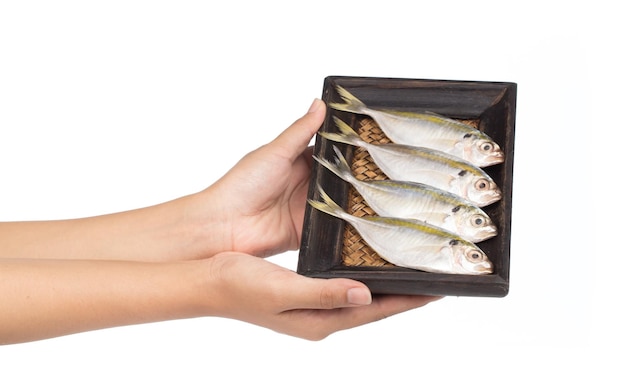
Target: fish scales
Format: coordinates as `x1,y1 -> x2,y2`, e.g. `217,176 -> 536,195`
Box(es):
308,185 -> 494,275
319,117 -> 502,207
314,146 -> 498,242
329,85 -> 504,167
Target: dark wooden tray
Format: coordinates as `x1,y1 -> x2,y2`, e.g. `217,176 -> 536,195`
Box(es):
297,76 -> 516,297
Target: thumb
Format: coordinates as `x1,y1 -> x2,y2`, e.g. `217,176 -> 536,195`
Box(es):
271,99 -> 326,161
287,277 -> 373,310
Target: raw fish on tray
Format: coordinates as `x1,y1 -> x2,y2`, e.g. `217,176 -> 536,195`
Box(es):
318,117 -> 502,207
308,185 -> 494,275
329,85 -> 504,167
314,146 -> 497,243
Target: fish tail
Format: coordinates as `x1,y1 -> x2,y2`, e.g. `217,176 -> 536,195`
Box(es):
313,145 -> 355,183
307,184 -> 347,220
329,85 -> 367,114
332,145 -> 355,179
317,116 -> 365,148
333,116 -> 365,142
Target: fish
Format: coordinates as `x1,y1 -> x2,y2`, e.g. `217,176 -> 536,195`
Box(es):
314,146 -> 498,243
318,117 -> 502,207
329,85 -> 504,167
308,185 -> 494,275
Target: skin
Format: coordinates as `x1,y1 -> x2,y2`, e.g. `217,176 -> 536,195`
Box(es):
0,99 -> 440,345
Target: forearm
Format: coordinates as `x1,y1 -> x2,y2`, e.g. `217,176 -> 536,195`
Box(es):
0,258 -> 212,345
0,190 -> 230,262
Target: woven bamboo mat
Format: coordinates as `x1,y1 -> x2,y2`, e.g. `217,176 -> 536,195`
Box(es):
340,116 -> 479,267
341,117 -> 393,267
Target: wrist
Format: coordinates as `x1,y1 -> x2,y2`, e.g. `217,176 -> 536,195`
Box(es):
177,186 -> 233,260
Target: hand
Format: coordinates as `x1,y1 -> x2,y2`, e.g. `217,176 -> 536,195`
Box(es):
0,99 -> 328,262
0,251 -> 441,344
204,251 -> 441,340
0,98 -> 443,345
206,99 -> 326,257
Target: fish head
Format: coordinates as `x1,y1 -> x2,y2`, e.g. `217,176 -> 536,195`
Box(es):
450,207 -> 498,243
467,177 -> 502,207
464,137 -> 505,167
450,241 -> 494,275
469,219 -> 498,242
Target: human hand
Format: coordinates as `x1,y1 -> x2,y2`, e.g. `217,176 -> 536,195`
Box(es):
205,99 -> 326,257
0,100 -> 325,263
203,251 -> 441,340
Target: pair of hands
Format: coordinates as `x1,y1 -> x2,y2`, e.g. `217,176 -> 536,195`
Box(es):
199,99 -> 440,340
0,99 -> 439,344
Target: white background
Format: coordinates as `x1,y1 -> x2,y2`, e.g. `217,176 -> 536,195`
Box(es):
0,1 -> 620,384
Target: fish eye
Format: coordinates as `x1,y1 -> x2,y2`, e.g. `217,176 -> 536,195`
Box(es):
466,249 -> 485,262
475,178 -> 489,190
471,215 -> 485,227
480,141 -> 495,152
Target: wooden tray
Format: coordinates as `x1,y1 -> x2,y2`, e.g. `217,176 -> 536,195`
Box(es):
297,76 -> 517,297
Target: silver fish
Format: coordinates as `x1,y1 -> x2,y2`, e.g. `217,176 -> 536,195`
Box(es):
329,85 -> 504,167
308,186 -> 494,275
314,146 -> 497,243
318,117 -> 502,207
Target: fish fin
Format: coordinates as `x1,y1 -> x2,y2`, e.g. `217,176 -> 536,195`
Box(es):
307,184 -> 346,220
415,212 -> 448,224
424,110 -> 445,117
318,117 -> 364,147
333,117 -> 362,138
312,154 -> 336,176
317,131 -> 355,146
332,146 -> 354,179
328,85 -> 367,114
441,137 -> 464,149
313,146 -> 354,183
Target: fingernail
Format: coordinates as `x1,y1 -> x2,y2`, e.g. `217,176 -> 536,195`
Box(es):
347,287 -> 372,305
307,98 -> 322,114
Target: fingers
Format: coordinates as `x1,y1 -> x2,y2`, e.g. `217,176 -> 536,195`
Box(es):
283,276 -> 372,310
367,294 -> 443,320
319,295 -> 442,338
271,99 -> 326,161
280,282 -> 442,340
284,275 -> 441,313
207,252 -> 442,341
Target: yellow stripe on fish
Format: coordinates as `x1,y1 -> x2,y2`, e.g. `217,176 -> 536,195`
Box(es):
314,146 -> 498,242
364,216 -> 475,246
329,85 -> 504,167
308,185 -> 494,275
319,118 -> 501,207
